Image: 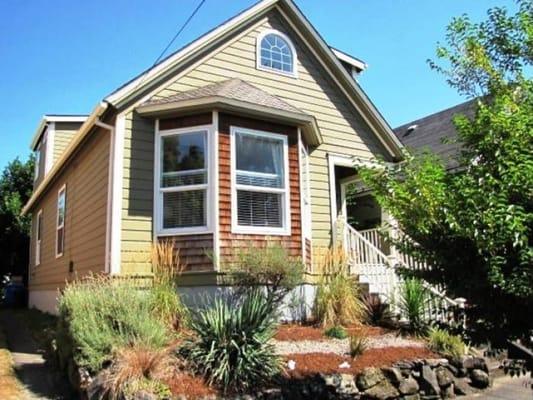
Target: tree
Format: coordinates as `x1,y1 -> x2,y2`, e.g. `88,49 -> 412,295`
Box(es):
360,0 -> 532,343
0,156 -> 34,282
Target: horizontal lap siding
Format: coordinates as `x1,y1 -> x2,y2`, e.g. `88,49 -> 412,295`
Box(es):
218,113 -> 302,262
150,9 -> 389,247
53,122 -> 81,163
29,128 -> 110,291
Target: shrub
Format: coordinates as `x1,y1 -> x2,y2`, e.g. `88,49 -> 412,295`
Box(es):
182,290 -> 281,393
226,241 -> 305,305
314,246 -> 363,327
57,275 -> 173,373
349,334 -> 369,358
398,278 -> 430,336
361,293 -> 395,327
150,240 -> 188,328
98,345 -> 176,400
324,325 -> 348,339
428,328 -> 466,359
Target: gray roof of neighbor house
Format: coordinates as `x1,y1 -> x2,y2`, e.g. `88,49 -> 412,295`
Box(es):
142,78 -> 303,114
393,99 -> 477,170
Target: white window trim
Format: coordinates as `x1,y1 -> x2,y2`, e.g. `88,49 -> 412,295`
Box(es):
56,184 -> 66,258
35,209 -> 42,266
230,126 -> 291,236
256,29 -> 298,78
34,144 -> 41,182
154,124 -> 214,236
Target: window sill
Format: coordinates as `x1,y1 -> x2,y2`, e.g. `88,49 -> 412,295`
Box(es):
156,227 -> 212,237
231,225 -> 291,236
256,64 -> 298,79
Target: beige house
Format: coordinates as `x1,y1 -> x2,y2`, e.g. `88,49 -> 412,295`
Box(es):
23,0 -> 407,314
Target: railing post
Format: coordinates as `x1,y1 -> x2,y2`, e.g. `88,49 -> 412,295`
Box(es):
454,297 -> 467,330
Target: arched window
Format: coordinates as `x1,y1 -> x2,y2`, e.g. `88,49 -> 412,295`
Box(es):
257,30 -> 297,76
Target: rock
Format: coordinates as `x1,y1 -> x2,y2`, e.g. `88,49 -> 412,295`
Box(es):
338,374 -> 359,396
445,364 -> 459,376
261,388 -> 283,400
356,367 -> 385,390
363,379 -> 400,399
470,369 -> 490,388
382,367 -> 403,385
86,372 -> 107,400
425,358 -> 447,368
418,365 -> 441,396
453,377 -> 473,396
401,395 -> 420,400
435,366 -> 454,387
467,357 -> 488,372
393,360 -> 415,370
442,384 -> 455,398
398,376 -> 419,395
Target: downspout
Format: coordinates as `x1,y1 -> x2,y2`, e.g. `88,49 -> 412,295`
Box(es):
94,118 -> 115,274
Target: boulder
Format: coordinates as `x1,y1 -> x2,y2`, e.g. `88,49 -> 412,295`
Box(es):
382,367 -> 403,385
398,376 -> 419,395
401,395 -> 420,400
356,367 -> 385,390
470,369 -> 490,388
452,377 -> 473,396
425,358 -> 448,368
442,384 -> 455,398
418,365 -> 440,396
261,388 -> 283,400
435,366 -> 454,387
337,374 -> 359,397
363,379 -> 400,399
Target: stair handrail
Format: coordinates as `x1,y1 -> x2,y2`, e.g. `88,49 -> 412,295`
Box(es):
342,221 -> 391,266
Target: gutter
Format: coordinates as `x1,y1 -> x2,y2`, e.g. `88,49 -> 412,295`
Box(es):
21,102 -> 110,215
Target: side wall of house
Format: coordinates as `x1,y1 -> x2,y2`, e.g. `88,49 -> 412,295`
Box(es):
28,128 -> 110,313
149,9 -> 390,248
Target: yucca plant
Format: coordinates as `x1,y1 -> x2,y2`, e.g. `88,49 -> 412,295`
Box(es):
398,278 -> 430,336
361,293 -> 395,327
181,290 -> 281,393
314,246 -> 363,327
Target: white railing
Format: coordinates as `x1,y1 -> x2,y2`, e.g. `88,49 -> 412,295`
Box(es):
338,219 -> 463,325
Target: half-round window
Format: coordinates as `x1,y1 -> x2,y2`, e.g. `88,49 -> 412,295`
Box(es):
258,31 -> 296,75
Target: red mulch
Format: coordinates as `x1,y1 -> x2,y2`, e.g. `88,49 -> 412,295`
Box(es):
166,372 -> 217,399
283,347 -> 438,379
274,323 -> 388,341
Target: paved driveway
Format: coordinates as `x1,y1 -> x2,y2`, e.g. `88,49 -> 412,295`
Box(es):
465,375 -> 532,400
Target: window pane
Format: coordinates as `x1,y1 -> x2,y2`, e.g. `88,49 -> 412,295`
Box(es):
237,190 -> 282,227
260,33 -> 294,73
57,227 -> 64,255
57,191 -> 65,226
236,132 -> 284,188
161,132 -> 206,187
163,190 -> 206,229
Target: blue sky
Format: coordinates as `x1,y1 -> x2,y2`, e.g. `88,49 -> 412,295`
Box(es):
0,0 -> 515,169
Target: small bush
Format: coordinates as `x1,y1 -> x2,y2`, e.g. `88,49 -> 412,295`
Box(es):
226,242 -> 305,306
361,293 -> 394,327
428,328 -> 466,359
349,334 -> 368,358
398,278 -> 430,336
314,246 -> 363,327
57,275 -> 173,373
324,325 -> 348,339
182,290 -> 281,393
99,345 -> 176,400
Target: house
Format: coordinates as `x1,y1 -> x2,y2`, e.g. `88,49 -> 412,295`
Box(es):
22,0 -> 407,314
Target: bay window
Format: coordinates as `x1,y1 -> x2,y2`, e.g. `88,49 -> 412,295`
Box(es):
156,127 -> 210,234
231,127 -> 290,235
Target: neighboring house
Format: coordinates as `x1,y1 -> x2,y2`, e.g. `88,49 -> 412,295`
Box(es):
22,0 -> 406,314
393,99 -> 476,170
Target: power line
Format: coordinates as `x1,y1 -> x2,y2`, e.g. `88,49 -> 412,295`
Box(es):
151,0 -> 207,68
134,0 -> 207,90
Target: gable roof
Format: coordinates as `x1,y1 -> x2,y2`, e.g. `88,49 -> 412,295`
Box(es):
394,99 -> 477,170
104,0 -> 403,158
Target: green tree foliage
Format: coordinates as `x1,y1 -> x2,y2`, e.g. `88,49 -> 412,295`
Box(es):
0,156 -> 34,280
361,1 -> 532,342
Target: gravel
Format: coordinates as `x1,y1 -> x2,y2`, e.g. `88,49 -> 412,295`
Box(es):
272,333 -> 426,355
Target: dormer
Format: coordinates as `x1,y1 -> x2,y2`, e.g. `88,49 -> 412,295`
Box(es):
31,115 -> 87,188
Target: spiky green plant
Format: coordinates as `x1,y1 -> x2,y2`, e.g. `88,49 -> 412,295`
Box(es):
324,325 -> 348,339
182,290 -> 281,393
349,334 -> 369,358
398,278 -> 430,336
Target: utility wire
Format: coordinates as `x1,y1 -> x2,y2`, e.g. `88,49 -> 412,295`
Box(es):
134,0 -> 207,90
